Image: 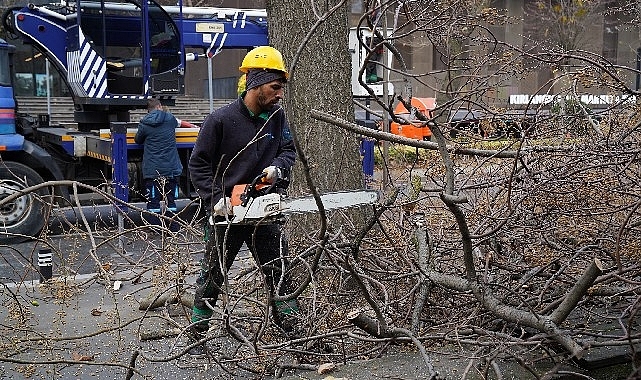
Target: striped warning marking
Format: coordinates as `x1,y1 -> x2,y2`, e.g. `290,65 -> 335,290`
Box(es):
86,151 -> 111,162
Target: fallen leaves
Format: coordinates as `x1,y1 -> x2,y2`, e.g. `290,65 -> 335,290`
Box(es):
72,352 -> 94,361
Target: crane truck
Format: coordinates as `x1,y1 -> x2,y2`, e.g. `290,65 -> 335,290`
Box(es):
0,0 -> 271,243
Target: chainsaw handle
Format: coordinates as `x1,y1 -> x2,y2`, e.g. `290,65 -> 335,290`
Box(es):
241,173 -> 276,207
249,172 -> 268,187
250,172 -> 276,192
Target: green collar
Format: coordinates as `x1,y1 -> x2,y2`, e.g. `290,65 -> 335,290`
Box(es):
241,93 -> 269,121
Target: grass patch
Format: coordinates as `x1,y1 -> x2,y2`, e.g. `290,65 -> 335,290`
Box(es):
371,136 -> 587,167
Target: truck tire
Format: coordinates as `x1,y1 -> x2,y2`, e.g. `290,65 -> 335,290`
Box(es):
0,162 -> 49,243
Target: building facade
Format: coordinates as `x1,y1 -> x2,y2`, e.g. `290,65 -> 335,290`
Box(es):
3,0 -> 638,110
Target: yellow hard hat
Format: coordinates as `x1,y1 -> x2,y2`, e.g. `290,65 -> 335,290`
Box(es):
239,46 -> 288,78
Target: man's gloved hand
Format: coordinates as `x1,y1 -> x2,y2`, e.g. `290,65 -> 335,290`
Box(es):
262,166 -> 281,184
213,197 -> 233,217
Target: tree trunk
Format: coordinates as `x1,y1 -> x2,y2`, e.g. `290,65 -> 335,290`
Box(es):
266,0 -> 364,194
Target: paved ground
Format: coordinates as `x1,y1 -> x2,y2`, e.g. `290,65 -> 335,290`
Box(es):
0,270 -> 480,380
0,204 -> 637,379
0,266 -> 266,379
0,243 -> 478,380
2,267 -> 635,380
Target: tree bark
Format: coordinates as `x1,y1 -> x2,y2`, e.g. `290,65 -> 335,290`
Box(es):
550,258 -> 603,325
138,290 -> 194,311
266,0 -> 363,194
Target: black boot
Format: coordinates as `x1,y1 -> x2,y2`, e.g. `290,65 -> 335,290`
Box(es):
187,325 -> 208,356
273,299 -> 303,339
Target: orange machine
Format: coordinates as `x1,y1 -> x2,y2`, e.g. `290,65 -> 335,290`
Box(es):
390,97 -> 436,140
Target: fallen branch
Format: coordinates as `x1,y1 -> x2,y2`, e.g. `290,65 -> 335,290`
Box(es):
139,290 -> 194,311
423,269 -> 586,358
347,310 -> 438,380
347,310 -> 388,338
139,328 -> 182,341
550,258 -> 603,325
311,109 -> 576,157
412,213 -> 432,333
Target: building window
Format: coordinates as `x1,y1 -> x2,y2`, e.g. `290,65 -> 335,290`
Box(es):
351,0 -> 364,14
432,45 -> 447,71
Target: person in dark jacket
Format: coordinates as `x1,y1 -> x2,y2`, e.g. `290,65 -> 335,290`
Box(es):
187,46 -> 299,353
134,99 -> 183,229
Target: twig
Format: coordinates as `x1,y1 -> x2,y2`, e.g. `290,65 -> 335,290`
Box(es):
124,350 -> 139,380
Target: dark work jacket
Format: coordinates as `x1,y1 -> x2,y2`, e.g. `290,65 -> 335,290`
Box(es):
188,98 -> 296,211
134,109 -> 183,179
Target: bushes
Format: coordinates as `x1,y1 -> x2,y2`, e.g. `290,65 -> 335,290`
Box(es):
373,145 -> 439,166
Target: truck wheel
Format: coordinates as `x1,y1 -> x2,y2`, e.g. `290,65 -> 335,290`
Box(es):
0,162 -> 49,243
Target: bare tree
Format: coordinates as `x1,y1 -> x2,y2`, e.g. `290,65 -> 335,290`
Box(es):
5,1 -> 641,379
527,0 -> 602,53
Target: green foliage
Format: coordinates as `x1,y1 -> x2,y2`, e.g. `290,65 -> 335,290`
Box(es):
373,145 -> 440,166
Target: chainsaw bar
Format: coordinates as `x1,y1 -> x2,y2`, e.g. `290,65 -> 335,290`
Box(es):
281,190 -> 380,214
219,189 -> 380,225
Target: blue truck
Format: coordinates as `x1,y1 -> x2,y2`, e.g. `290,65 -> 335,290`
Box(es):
0,0 -> 269,242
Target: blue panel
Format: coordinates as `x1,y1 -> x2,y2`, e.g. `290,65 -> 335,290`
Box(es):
360,138 -> 375,189
0,134 -> 24,150
111,124 -> 129,208
16,13 -> 69,68
67,24 -> 80,51
0,122 -> 16,134
0,87 -> 15,133
176,142 -> 196,149
181,20 -> 268,49
60,141 -> 75,155
0,87 -> 15,109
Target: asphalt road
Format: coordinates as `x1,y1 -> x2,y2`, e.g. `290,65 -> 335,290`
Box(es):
0,202 -> 204,285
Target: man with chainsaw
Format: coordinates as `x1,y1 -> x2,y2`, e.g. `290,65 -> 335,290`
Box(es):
188,46 -> 299,352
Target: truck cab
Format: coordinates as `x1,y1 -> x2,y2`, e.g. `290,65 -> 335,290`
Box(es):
0,38 -> 59,243
0,0 -> 192,243
6,0 -> 185,130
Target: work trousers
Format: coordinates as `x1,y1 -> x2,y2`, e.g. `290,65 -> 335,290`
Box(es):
144,177 -> 178,212
191,220 -> 294,330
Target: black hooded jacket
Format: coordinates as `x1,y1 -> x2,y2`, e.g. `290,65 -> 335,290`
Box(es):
188,98 -> 296,210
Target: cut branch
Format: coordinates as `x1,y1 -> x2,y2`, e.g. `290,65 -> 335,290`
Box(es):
347,310 -> 438,379
550,258 -> 603,325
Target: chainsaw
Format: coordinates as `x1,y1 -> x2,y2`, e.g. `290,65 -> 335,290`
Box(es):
216,173 -> 380,225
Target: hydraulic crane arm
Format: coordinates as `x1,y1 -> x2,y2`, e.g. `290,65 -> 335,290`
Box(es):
3,0 -> 268,129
